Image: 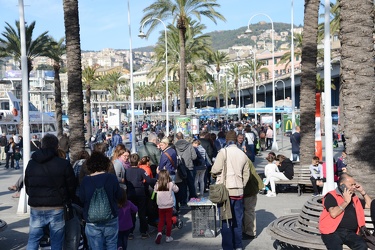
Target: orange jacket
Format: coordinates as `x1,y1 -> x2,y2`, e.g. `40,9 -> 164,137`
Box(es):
319,189 -> 365,234
139,164 -> 153,181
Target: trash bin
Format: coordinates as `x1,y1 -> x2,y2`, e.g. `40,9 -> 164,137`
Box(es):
188,199 -> 218,238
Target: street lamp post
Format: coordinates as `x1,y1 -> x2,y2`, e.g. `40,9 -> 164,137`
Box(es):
139,18 -> 169,136
249,49 -> 257,124
258,84 -> 266,106
291,0 -> 296,133
127,0 -> 136,153
275,79 -> 286,108
246,13 -> 278,151
276,79 -> 286,150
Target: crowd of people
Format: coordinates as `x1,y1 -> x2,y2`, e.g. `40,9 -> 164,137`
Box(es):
4,116 -> 375,250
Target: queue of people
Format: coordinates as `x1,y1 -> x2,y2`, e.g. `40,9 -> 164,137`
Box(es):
4,118 -> 374,250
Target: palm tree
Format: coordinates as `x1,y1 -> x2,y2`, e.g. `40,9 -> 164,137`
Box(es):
46,37 -> 66,138
82,66 -> 98,140
277,33 -> 303,69
63,0 -> 85,160
203,74 -> 227,108
101,72 -> 127,101
208,51 -> 229,108
0,21 -> 51,79
243,59 -> 269,83
339,0 -> 375,194
299,0 -> 320,166
227,63 -> 247,107
141,0 -> 226,115
317,1 -> 340,43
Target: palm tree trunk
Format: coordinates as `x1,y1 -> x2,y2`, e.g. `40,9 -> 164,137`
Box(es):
63,0 -> 85,162
53,64 -> 63,138
340,0 -> 375,194
178,23 -> 187,115
299,0 -> 320,166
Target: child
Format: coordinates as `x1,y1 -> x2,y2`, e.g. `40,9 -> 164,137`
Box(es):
138,156 -> 153,179
14,147 -> 22,170
309,156 -> 324,196
126,153 -> 154,240
118,188 -> 138,250
262,154 -> 278,192
154,170 -> 179,244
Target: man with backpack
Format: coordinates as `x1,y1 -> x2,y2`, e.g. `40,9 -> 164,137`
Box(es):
174,132 -> 198,201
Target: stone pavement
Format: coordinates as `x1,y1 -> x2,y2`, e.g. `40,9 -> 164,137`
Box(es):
0,133 -> 344,250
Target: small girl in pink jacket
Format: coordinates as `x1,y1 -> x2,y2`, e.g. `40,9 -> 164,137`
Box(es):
154,170 -> 179,244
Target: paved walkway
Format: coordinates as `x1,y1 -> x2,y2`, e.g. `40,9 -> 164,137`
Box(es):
0,133 -> 345,249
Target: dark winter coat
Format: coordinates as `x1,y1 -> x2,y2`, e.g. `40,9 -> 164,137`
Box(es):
25,148 -> 76,207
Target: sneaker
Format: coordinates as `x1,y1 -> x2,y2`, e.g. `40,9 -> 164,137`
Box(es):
12,192 -> 20,198
166,236 -> 173,243
155,232 -> 162,244
8,186 -> 17,191
266,192 -> 276,197
141,232 -> 150,239
312,193 -> 318,197
128,233 -> 134,240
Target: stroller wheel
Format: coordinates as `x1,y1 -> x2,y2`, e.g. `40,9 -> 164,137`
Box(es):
177,220 -> 183,229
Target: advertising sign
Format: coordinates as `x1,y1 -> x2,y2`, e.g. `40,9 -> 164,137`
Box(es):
191,118 -> 199,135
175,116 -> 191,136
283,114 -> 300,132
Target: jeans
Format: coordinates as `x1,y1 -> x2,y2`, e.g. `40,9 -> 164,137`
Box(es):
321,228 -> 367,250
292,153 -> 300,161
195,169 -> 206,196
15,160 -> 20,169
27,208 -> 65,250
0,146 -> 5,160
85,217 -> 118,250
5,152 -> 14,168
221,198 -> 244,250
186,169 -> 197,199
176,180 -> 187,210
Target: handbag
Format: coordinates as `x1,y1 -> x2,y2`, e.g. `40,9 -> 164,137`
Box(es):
63,202 -> 75,221
359,226 -> 375,250
209,148 -> 227,203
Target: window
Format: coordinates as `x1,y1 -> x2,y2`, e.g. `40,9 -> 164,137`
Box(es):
274,58 -> 278,64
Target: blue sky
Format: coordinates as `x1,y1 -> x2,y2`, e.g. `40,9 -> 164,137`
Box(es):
0,0 -> 306,51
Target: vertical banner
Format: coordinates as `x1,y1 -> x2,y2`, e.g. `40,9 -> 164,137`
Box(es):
191,118 -> 200,135
315,93 -> 323,160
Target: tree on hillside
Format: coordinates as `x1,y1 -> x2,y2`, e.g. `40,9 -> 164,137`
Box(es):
299,0 -> 320,166
340,0 -> 375,194
46,37 -> 66,138
141,0 -> 226,115
63,0 -> 85,161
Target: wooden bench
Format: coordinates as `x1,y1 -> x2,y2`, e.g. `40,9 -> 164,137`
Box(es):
274,162 -> 314,196
267,197 -> 374,250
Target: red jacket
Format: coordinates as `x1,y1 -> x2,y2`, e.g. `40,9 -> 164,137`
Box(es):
319,189 -> 365,234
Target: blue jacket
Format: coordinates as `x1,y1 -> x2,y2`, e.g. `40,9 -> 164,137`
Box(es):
159,147 -> 177,175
